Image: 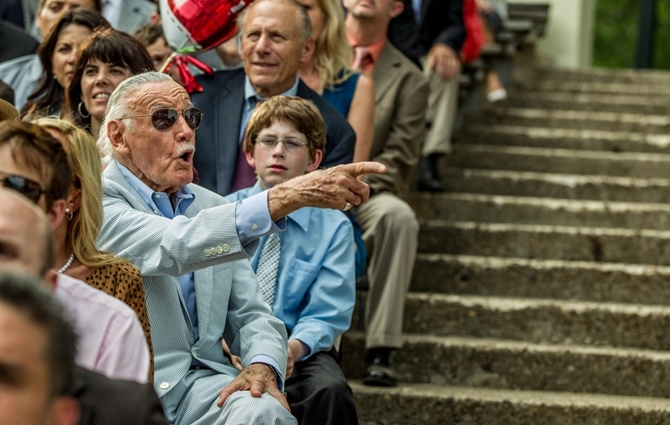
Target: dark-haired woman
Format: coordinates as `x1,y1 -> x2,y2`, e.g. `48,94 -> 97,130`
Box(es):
65,27 -> 154,138
21,9 -> 108,118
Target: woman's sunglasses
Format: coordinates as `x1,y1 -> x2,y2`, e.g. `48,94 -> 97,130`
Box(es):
0,173 -> 48,204
118,108 -> 203,131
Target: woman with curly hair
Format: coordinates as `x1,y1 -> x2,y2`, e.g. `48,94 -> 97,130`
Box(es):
21,9 -> 108,118
64,27 -> 153,138
32,116 -> 154,381
297,0 -> 374,163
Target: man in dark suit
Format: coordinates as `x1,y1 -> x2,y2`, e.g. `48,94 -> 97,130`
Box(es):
388,0 -> 465,191
192,0 -> 356,197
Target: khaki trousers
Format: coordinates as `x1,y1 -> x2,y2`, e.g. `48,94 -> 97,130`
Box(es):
355,192 -> 419,349
421,61 -> 460,155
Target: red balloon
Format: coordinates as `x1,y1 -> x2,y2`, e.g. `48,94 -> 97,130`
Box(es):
161,0 -> 255,51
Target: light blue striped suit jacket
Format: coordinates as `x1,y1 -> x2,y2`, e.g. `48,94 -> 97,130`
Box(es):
98,160 -> 288,403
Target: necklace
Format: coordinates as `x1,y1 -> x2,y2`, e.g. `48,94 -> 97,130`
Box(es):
57,254 -> 75,274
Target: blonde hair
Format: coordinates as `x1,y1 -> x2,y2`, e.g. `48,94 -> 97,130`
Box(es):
312,0 -> 355,89
32,117 -> 126,269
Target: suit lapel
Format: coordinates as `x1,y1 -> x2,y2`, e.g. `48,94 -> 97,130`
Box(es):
372,44 -> 402,104
215,72 -> 245,195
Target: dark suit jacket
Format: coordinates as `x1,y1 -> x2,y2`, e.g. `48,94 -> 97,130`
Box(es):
72,367 -> 168,425
0,20 -> 38,63
388,0 -> 465,66
192,68 -> 356,196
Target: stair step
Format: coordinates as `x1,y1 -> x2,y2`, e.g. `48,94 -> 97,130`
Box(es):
505,91 -> 670,114
536,67 -> 670,85
455,124 -> 670,153
534,80 -> 670,96
418,220 -> 670,265
406,193 -> 670,229
411,254 -> 670,305
351,382 -> 670,425
403,293 -> 670,350
477,108 -> 670,133
446,144 -> 670,178
342,333 -> 670,398
437,168 -> 670,203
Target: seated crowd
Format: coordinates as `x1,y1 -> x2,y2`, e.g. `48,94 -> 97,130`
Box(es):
0,0 -> 477,423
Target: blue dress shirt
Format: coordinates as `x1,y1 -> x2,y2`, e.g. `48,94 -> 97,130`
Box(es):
227,182 -> 356,361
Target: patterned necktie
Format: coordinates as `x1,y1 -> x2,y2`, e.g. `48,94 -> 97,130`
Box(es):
256,233 -> 281,306
352,46 -> 373,73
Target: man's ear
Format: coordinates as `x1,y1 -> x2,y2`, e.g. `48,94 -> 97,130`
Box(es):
48,199 -> 67,232
245,150 -> 257,170
48,396 -> 80,425
306,149 -> 323,173
107,120 -> 130,156
390,0 -> 405,19
300,37 -> 316,65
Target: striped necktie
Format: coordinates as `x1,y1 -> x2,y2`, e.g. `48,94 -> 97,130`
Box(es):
256,233 -> 281,306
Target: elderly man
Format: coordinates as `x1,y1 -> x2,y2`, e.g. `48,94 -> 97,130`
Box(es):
0,188 -> 168,425
345,0 -> 429,386
191,0 -> 356,196
96,71 -> 383,425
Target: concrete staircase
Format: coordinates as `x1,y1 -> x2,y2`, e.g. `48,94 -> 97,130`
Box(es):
341,67 -> 670,423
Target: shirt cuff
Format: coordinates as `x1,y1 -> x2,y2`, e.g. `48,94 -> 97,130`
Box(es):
249,354 -> 284,392
235,191 -> 286,247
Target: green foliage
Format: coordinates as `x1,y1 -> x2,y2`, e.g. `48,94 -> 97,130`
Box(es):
593,0 -> 670,69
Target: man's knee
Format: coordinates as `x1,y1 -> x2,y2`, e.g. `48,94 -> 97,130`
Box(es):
376,195 -> 419,234
220,391 -> 297,425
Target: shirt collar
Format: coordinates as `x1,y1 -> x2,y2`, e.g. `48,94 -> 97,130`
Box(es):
116,161 -> 195,217
346,33 -> 388,70
244,75 -> 300,104
249,181 -> 310,231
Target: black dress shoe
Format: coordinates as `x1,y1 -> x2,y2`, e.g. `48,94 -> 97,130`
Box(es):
363,348 -> 398,387
417,154 -> 445,192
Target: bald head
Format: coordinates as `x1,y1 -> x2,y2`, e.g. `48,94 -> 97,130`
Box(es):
0,188 -> 53,278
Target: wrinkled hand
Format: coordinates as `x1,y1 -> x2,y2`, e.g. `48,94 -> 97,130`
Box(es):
217,363 -> 290,411
427,43 -> 460,80
268,162 -> 386,221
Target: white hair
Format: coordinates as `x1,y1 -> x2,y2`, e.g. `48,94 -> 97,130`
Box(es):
97,72 -> 173,166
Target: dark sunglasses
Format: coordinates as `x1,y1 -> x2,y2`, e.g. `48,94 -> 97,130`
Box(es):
118,108 -> 203,131
0,173 -> 48,204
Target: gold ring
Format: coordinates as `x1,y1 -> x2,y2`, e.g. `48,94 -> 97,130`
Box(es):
341,202 -> 353,212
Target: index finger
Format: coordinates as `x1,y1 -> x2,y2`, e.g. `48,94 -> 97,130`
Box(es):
337,161 -> 386,178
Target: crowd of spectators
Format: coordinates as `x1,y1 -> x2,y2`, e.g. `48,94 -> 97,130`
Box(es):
0,0 -> 508,424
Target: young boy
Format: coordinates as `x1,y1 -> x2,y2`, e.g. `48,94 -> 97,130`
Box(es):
226,96 -> 358,425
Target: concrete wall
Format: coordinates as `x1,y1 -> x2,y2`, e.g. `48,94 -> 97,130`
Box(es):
512,0 -> 596,69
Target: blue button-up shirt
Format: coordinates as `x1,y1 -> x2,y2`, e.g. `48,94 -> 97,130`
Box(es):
227,182 -> 356,361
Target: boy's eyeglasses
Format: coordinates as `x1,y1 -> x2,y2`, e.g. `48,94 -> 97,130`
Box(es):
256,137 -> 309,151
118,108 -> 203,131
0,173 -> 48,204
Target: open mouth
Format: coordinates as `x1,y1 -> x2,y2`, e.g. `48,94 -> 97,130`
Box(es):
93,93 -> 110,100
